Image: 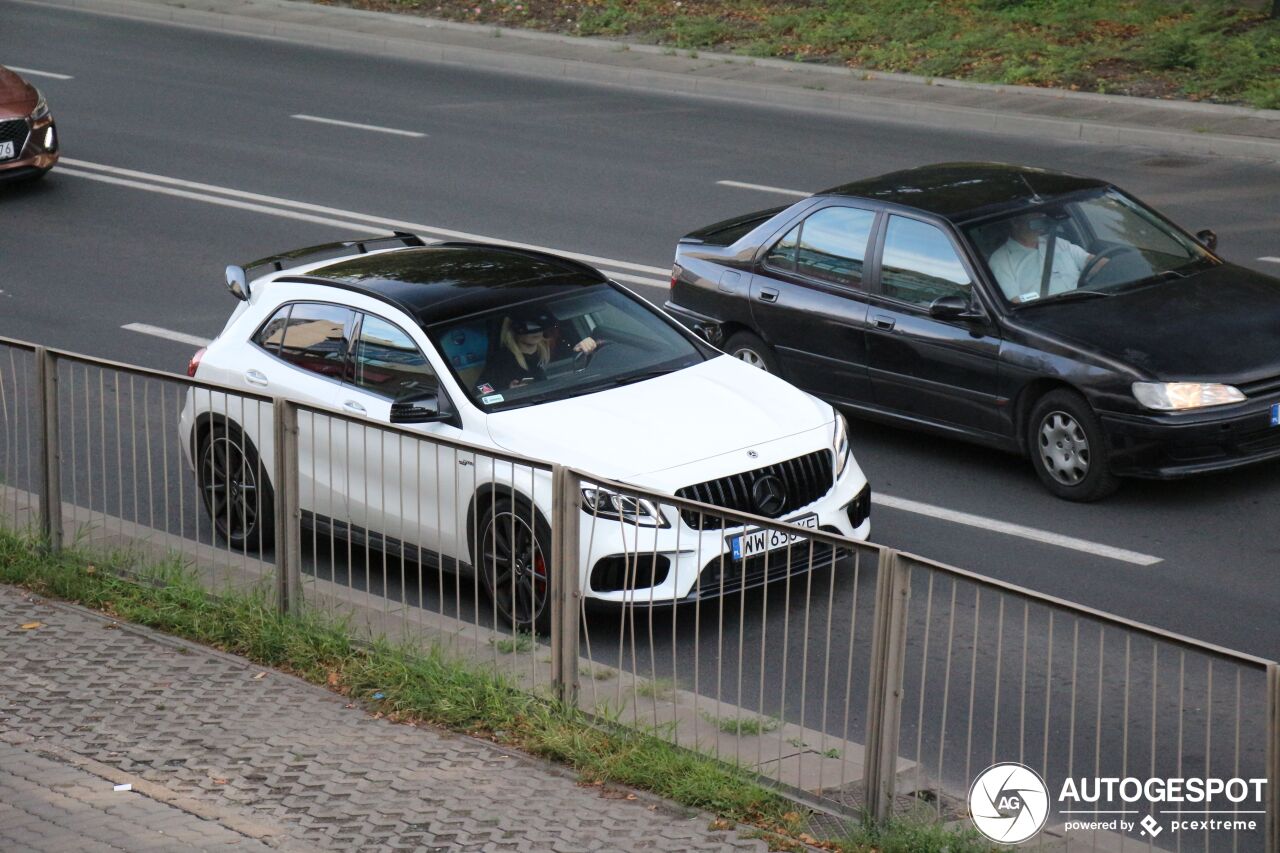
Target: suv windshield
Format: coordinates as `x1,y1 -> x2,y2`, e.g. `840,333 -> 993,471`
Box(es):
964,189 -> 1216,307
429,284 -> 707,412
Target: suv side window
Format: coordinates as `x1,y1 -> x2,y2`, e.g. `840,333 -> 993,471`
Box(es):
795,207 -> 876,288
254,305 -> 291,354
353,314 -> 437,402
879,216 -> 972,308
276,303 -> 354,379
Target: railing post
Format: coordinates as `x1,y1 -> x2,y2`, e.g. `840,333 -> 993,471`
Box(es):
863,547 -> 911,824
550,464 -> 581,708
273,399 -> 301,616
35,347 -> 62,553
1267,663 -> 1280,853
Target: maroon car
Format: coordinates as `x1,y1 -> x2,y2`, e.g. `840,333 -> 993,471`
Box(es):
0,65 -> 58,183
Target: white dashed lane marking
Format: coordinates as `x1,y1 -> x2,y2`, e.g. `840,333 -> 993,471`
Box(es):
290,114 -> 426,138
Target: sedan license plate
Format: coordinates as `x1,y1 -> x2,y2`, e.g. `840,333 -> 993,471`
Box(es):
0,141 -> 13,160
729,513 -> 818,561
1271,402 -> 1279,427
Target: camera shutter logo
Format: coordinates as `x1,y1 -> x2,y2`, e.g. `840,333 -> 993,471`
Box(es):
969,763 -> 1050,843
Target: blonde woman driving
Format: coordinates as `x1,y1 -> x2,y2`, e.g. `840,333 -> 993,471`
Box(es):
487,309 -> 598,389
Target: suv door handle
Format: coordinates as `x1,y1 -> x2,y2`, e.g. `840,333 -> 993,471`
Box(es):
343,400 -> 366,415
873,315 -> 896,331
244,369 -> 269,387
758,287 -> 779,303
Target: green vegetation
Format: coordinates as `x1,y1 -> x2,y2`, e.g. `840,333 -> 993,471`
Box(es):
702,710 -> 781,736
377,0 -> 1280,108
0,531 -> 999,851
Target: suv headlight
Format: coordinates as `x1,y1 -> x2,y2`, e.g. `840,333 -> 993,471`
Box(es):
1132,381 -> 1245,411
834,412 -> 850,477
581,487 -> 670,528
30,89 -> 49,122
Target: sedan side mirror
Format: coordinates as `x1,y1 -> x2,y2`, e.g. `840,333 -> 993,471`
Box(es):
1195,229 -> 1218,252
929,294 -> 980,321
390,398 -> 452,425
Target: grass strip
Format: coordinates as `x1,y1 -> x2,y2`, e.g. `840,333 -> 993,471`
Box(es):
0,531 -> 999,852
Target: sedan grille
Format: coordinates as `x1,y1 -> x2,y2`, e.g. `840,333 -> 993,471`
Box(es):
1238,374 -> 1280,398
0,118 -> 28,160
675,449 -> 833,530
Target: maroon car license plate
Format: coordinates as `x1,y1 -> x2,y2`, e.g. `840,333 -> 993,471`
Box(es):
0,141 -> 13,160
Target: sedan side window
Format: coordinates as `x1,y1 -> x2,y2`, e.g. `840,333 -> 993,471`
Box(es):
276,303 -> 354,380
795,207 -> 876,288
353,314 -> 437,402
765,224 -> 800,271
880,216 -> 973,308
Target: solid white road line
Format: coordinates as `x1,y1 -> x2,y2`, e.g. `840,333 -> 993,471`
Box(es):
291,114 -> 426,138
872,493 -> 1163,566
60,158 -> 670,282
716,180 -> 810,197
8,66 -> 73,80
1259,257 -> 1280,264
122,323 -> 212,348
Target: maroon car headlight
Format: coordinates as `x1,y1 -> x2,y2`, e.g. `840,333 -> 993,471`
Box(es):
1132,381 -> 1246,411
29,89 -> 49,122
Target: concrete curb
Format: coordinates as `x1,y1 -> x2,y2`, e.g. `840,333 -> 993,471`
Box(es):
19,0 -> 1280,163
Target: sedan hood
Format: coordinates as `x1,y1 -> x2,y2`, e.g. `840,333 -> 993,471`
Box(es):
1013,264 -> 1280,383
485,356 -> 832,481
0,67 -> 36,117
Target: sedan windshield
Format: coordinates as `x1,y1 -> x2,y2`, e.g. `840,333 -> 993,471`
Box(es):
429,284 -> 707,412
964,189 -> 1216,306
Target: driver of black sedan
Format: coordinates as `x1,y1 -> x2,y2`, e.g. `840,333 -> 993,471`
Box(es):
988,213 -> 1096,304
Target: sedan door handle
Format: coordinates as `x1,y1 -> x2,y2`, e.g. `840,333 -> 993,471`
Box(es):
343,400 -> 366,415
873,315 -> 896,331
758,287 -> 779,303
244,369 -> 269,387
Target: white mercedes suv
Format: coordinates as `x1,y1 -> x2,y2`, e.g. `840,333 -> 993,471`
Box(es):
180,234 -> 870,629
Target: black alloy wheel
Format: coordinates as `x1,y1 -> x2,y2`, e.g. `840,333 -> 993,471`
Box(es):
1027,390 -> 1120,502
478,499 -> 552,634
198,423 -> 274,551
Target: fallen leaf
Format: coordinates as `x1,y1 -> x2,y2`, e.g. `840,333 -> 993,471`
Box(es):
213,777 -> 228,784
20,622 -> 43,630
326,671 -> 339,687
252,672 -> 266,680
85,565 -> 96,575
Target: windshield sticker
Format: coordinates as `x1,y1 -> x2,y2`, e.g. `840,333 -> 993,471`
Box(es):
481,393 -> 504,405
1019,291 -> 1041,302
476,383 -> 495,395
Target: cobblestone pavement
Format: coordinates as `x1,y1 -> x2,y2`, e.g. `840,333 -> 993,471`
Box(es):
0,585 -> 770,852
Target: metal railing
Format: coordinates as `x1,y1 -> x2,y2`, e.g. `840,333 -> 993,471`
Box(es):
1,333 -> 1276,851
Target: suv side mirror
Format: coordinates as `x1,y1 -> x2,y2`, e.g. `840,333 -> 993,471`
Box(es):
929,294 -> 980,321
390,399 -> 452,425
225,265 -> 250,301
1195,229 -> 1218,252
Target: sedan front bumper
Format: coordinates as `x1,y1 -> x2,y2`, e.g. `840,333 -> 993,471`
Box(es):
1101,398 -> 1280,479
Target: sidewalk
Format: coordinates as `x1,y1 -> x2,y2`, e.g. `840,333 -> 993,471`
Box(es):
22,0 -> 1280,161
0,584 -> 771,852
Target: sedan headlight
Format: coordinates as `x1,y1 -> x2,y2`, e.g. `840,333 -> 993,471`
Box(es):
581,487 -> 669,528
30,89 -> 49,122
1131,381 -> 1245,411
833,412 -> 850,477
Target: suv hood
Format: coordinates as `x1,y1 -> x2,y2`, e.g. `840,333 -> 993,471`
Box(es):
484,356 -> 832,481
1013,264 -> 1280,383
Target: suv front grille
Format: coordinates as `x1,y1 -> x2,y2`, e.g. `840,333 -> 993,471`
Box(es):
0,118 -> 28,160
675,449 -> 833,530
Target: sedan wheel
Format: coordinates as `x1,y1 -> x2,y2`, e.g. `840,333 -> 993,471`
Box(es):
723,330 -> 780,374
1027,390 -> 1120,502
479,501 -> 551,634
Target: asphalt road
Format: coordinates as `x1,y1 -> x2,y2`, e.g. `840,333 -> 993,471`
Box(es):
3,0 -> 1279,675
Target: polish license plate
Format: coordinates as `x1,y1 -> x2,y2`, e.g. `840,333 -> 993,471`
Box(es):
0,141 -> 13,160
1271,402 -> 1279,427
728,513 -> 818,561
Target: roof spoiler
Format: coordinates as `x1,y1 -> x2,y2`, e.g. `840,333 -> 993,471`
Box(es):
224,231 -> 426,302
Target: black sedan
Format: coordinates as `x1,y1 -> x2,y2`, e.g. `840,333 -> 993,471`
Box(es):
666,163 -> 1280,501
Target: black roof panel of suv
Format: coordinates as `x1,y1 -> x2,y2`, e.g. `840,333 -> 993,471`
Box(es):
306,244 -> 608,326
